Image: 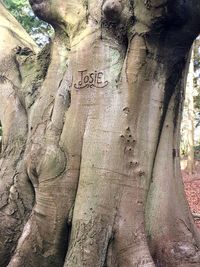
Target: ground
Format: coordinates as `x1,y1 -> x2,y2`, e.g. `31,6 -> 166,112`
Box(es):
182,160 -> 200,228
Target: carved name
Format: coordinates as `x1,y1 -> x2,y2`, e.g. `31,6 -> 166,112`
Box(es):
74,70 -> 109,89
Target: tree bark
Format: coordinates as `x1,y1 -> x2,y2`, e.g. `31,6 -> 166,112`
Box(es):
0,3 -> 38,266
1,1 -> 200,266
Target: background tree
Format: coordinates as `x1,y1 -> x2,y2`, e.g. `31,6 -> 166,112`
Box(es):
181,48 -> 195,174
1,1 -> 200,267
193,38 -> 200,155
180,38 -> 200,167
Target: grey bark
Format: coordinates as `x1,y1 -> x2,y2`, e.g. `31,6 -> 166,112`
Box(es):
0,1 -> 200,267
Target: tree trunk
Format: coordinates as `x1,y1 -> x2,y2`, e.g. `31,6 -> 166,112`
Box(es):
1,1 -> 200,266
0,3 -> 38,266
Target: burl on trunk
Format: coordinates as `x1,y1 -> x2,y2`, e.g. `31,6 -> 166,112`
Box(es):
0,0 -> 200,266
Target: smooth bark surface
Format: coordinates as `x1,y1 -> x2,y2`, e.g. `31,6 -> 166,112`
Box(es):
0,1 -> 200,266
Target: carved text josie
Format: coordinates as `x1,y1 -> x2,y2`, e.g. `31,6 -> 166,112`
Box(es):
74,70 -> 109,89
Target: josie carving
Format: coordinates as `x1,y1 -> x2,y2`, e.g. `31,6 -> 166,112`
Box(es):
74,70 -> 109,89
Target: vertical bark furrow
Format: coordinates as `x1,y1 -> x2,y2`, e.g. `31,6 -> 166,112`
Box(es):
146,79 -> 200,266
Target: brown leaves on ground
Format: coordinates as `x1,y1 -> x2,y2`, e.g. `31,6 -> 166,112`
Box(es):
182,160 -> 200,228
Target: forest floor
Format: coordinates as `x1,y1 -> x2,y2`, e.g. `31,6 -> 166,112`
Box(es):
182,160 -> 200,228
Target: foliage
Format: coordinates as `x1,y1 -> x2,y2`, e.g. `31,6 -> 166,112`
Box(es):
2,0 -> 53,46
194,145 -> 200,159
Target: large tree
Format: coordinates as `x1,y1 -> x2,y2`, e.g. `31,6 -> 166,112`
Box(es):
1,0 -> 200,266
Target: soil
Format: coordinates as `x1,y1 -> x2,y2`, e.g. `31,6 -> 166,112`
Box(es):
182,160 -> 200,228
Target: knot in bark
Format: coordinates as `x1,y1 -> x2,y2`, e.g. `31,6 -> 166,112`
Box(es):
102,0 -> 123,22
